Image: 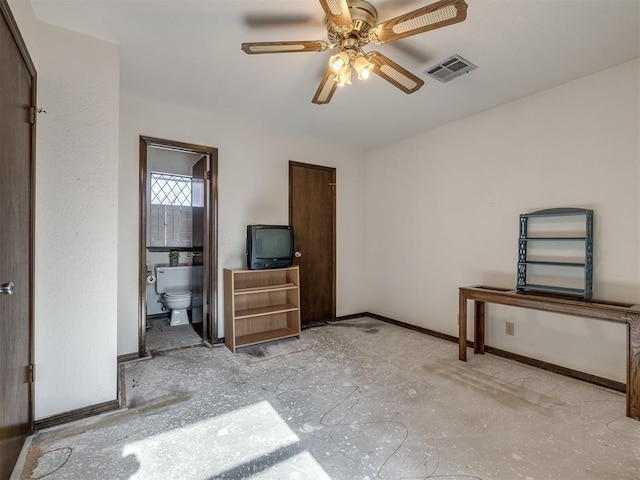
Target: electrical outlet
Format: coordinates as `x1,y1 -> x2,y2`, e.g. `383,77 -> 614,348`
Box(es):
506,322 -> 515,336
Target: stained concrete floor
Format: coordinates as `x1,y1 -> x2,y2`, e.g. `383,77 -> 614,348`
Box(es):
16,317 -> 640,479
145,316 -> 203,353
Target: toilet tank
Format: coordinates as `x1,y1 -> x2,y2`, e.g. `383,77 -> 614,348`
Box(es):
155,265 -> 192,294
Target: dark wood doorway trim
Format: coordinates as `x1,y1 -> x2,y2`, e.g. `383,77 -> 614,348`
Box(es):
138,137 -> 219,357
288,161 -> 337,324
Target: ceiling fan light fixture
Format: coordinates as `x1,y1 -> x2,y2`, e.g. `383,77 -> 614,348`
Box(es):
354,54 -> 373,80
241,0 -> 469,104
329,51 -> 350,74
336,65 -> 352,86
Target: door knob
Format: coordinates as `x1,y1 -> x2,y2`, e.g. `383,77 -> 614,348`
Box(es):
294,251 -> 302,258
0,282 -> 14,295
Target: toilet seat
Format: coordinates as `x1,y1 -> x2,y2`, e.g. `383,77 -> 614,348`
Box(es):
164,291 -> 191,298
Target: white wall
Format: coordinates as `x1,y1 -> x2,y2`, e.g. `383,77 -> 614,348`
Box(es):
10,4 -> 121,419
33,22 -> 120,418
118,96 -> 368,355
365,59 -> 640,383
7,1 -> 38,67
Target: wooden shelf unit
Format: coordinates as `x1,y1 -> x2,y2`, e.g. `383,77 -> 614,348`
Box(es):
224,266 -> 301,353
517,208 -> 593,298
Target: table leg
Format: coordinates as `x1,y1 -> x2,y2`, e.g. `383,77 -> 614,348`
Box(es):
474,301 -> 485,355
459,291 -> 467,361
627,315 -> 640,420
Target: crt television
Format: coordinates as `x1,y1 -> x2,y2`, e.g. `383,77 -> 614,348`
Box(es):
246,224 -> 294,270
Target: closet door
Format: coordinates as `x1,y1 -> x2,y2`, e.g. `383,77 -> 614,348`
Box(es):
0,1 -> 36,476
289,161 -> 336,326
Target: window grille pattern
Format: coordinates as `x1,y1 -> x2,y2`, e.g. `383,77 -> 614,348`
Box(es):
151,173 -> 192,206
149,172 -> 193,247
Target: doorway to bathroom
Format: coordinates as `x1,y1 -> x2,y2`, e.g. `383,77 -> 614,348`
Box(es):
138,137 -> 218,356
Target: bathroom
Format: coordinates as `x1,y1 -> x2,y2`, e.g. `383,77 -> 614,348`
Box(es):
144,145 -> 206,350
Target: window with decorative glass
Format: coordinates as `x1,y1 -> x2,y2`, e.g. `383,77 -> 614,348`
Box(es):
149,172 -> 193,247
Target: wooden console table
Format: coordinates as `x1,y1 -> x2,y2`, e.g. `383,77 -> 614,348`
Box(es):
458,285 -> 640,421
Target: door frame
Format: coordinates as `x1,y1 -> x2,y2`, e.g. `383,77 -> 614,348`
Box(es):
0,0 -> 36,432
288,161 -> 337,323
138,136 -> 219,356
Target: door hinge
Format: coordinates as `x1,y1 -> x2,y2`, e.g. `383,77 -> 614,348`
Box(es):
205,171 -> 211,180
28,364 -> 35,383
29,106 -> 46,125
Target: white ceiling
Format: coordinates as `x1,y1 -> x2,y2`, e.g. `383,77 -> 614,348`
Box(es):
31,0 -> 640,149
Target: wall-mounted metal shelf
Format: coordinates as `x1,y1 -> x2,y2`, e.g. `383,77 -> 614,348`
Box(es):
517,208 -> 593,299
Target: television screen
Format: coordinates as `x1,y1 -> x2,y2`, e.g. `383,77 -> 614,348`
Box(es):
247,225 -> 294,270
256,228 -> 292,259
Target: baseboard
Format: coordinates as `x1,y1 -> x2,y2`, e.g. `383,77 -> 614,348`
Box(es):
333,312 -> 369,322
34,400 -> 121,431
117,352 -> 140,363
484,346 -> 625,393
366,311 -> 625,393
366,312 -> 461,343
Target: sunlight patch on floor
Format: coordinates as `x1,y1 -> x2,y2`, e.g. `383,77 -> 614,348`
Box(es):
121,400 -> 311,479
248,451 -> 332,480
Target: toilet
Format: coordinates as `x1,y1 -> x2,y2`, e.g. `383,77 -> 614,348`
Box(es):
155,265 -> 192,326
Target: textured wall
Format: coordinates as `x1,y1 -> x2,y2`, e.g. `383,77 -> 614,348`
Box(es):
117,97 -> 368,355
365,59 -> 640,382
34,22 -> 120,418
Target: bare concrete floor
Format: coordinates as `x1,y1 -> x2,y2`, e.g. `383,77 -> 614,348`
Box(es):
145,316 -> 203,353
17,318 -> 640,479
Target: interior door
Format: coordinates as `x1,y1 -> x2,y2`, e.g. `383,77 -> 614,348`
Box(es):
140,138 -> 219,353
289,162 -> 336,326
0,1 -> 35,476
191,156 -> 207,331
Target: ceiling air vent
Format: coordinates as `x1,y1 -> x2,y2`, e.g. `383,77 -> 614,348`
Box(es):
424,55 -> 477,83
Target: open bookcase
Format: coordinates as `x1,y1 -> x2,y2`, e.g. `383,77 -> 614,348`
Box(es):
224,266 -> 300,353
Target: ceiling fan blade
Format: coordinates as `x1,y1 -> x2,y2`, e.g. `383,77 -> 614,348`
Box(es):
241,40 -> 329,54
369,0 -> 468,44
367,51 -> 424,94
243,13 -> 319,29
312,66 -> 338,105
318,0 -> 353,29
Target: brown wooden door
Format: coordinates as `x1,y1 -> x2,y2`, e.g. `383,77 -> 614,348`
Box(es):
191,156 -> 206,330
289,162 -> 336,326
0,2 -> 35,477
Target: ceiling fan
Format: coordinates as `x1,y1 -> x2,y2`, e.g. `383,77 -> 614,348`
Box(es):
241,0 -> 468,105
